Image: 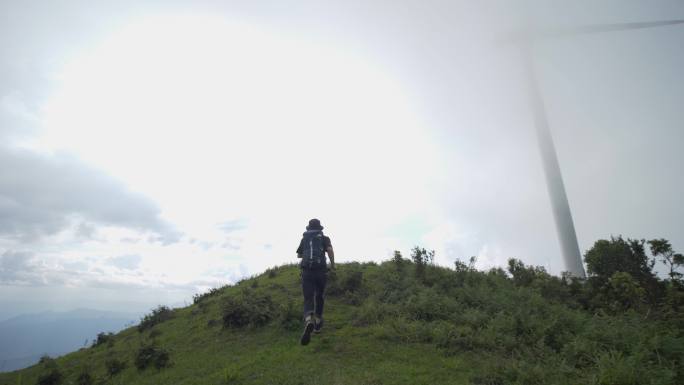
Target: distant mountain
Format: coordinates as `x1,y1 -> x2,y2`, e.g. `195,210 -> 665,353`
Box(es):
0,308 -> 138,372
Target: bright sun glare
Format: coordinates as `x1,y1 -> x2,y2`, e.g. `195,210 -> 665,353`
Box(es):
35,13 -> 441,267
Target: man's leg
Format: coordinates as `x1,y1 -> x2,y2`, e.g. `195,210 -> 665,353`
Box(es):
301,270 -> 315,319
300,269 -> 315,345
313,270 -> 327,332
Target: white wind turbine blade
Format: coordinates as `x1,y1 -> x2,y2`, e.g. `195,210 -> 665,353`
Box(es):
518,19 -> 683,277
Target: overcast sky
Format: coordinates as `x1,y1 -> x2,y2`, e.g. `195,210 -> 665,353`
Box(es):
1,0 -> 682,319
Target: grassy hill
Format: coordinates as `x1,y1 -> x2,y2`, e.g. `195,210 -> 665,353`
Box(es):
0,257 -> 682,385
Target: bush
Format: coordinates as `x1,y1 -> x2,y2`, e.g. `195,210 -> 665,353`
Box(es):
392,250 -> 406,272
593,350 -> 648,385
353,300 -> 401,327
38,355 -> 54,365
222,289 -> 276,328
105,358 -> 126,377
279,300 -> 301,331
584,236 -> 664,306
193,287 -> 224,304
138,305 -> 174,332
92,332 -> 114,347
36,357 -> 62,385
507,258 -> 548,287
327,263 -> 364,297
75,370 -> 93,385
148,328 -> 162,339
36,370 -> 62,385
404,287 -> 458,322
382,318 -> 437,344
606,272 -> 646,312
411,246 -> 434,280
436,325 -> 478,354
135,344 -> 170,371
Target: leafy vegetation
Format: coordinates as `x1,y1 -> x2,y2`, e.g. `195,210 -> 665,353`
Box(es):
104,357 -> 126,377
35,357 -> 62,385
222,288 -> 276,328
134,343 -> 170,371
137,305 -> 174,332
74,369 -> 93,385
193,287 -> 224,305
0,236 -> 681,385
92,332 -> 114,347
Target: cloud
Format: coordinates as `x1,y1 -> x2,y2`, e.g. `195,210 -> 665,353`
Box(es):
0,250 -> 90,286
0,143 -> 181,244
106,254 -> 142,270
218,219 -> 248,234
0,250 -> 33,272
0,250 -> 41,285
0,250 -> 203,293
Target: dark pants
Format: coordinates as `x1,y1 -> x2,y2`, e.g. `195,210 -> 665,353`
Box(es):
301,269 -> 326,320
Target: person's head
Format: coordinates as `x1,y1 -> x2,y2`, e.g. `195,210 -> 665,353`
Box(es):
306,218 -> 324,231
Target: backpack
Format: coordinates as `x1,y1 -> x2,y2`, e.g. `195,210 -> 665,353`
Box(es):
300,231 -> 327,270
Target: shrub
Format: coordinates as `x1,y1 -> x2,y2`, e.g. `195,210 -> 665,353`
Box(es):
138,305 -> 174,332
584,236 -> 663,306
649,239 -> 684,283
455,308 -> 490,330
404,287 -> 458,322
454,256 -> 478,274
37,370 -> 62,385
193,287 -> 224,304
38,355 -> 54,365
384,318 -> 436,344
92,332 -> 114,347
148,328 -> 162,339
135,343 -> 170,371
606,272 -> 646,312
222,289 -> 276,328
374,269 -> 408,304
392,250 -> 406,272
105,358 -> 126,377
353,300 -> 400,326
436,325 -> 478,355
75,370 -> 93,385
411,246 -> 434,280
593,350 -> 645,385
36,357 -> 62,385
507,258 -> 548,287
327,264 -> 364,297
471,358 -> 567,385
279,300 -> 301,331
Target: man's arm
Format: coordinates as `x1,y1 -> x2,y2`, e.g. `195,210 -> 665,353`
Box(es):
327,246 -> 335,269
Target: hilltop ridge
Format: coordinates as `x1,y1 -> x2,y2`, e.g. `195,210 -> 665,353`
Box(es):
1,253 -> 682,385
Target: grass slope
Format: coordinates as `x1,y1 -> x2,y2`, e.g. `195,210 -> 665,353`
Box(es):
0,260 -> 681,385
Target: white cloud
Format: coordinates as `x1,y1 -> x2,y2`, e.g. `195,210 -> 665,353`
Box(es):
1,0 -> 683,315
107,254 -> 142,270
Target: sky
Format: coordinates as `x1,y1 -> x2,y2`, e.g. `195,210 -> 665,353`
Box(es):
1,0 -> 683,319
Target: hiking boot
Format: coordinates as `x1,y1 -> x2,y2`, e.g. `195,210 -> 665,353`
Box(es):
314,317 -> 324,334
300,316 -> 314,346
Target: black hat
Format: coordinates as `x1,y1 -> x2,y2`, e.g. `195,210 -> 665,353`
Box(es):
306,218 -> 323,230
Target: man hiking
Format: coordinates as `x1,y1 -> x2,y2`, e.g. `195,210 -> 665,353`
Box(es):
296,218 -> 335,345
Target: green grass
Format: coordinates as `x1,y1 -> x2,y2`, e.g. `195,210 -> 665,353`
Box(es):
0,261 -> 681,385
